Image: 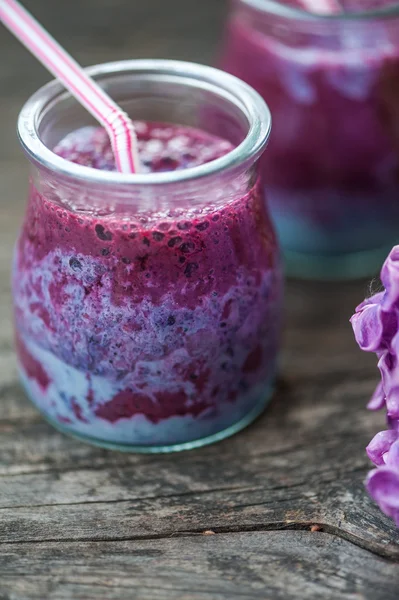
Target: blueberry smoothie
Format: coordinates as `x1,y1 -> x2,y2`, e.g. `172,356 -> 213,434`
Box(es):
13,121 -> 281,449
221,0 -> 399,277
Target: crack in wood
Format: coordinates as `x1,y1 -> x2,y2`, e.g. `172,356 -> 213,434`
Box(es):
0,524 -> 397,562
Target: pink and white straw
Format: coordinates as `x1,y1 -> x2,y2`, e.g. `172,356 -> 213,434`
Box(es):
299,0 -> 342,14
0,0 -> 140,174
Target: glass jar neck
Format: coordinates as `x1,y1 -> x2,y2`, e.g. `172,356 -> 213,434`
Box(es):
232,0 -> 399,51
30,158 -> 258,218
236,0 -> 399,21
18,60 -> 271,199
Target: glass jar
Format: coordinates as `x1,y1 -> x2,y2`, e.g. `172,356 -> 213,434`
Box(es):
13,59 -> 282,452
220,0 -> 399,279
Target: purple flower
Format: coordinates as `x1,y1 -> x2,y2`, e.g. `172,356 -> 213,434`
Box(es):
377,350 -> 399,419
366,468 -> 399,527
351,246 -> 399,527
367,381 -> 386,410
351,247 -> 399,416
350,293 -> 385,353
380,246 -> 399,312
366,437 -> 399,526
351,294 -> 397,357
366,429 -> 398,466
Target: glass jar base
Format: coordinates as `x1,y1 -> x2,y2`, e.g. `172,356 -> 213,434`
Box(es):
283,245 -> 394,281
22,382 -> 275,453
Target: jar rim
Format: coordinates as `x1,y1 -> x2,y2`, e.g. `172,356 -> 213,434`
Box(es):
17,59 -> 271,187
239,0 -> 399,20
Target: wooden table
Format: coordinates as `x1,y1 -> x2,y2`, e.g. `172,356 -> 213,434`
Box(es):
0,1 -> 398,598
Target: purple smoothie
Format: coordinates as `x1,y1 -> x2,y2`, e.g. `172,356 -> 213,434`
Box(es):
221,0 -> 399,277
13,121 -> 282,449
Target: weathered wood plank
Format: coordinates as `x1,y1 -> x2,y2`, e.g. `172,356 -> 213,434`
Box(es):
1,532 -> 398,600
0,474 -> 396,557
0,388 -> 396,560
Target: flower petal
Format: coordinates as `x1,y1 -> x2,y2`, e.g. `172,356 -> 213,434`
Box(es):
366,467 -> 399,520
350,303 -> 385,352
366,430 -> 398,466
367,382 -> 386,410
377,353 -> 399,419
381,246 -> 399,312
385,439 -> 399,469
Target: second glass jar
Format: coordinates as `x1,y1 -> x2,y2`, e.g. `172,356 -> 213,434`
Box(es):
221,0 -> 399,279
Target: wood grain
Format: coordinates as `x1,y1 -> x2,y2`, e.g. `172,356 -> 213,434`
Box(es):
0,1 -> 398,598
0,532 -> 398,600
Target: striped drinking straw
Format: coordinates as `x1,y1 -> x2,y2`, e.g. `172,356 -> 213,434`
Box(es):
0,0 -> 141,174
